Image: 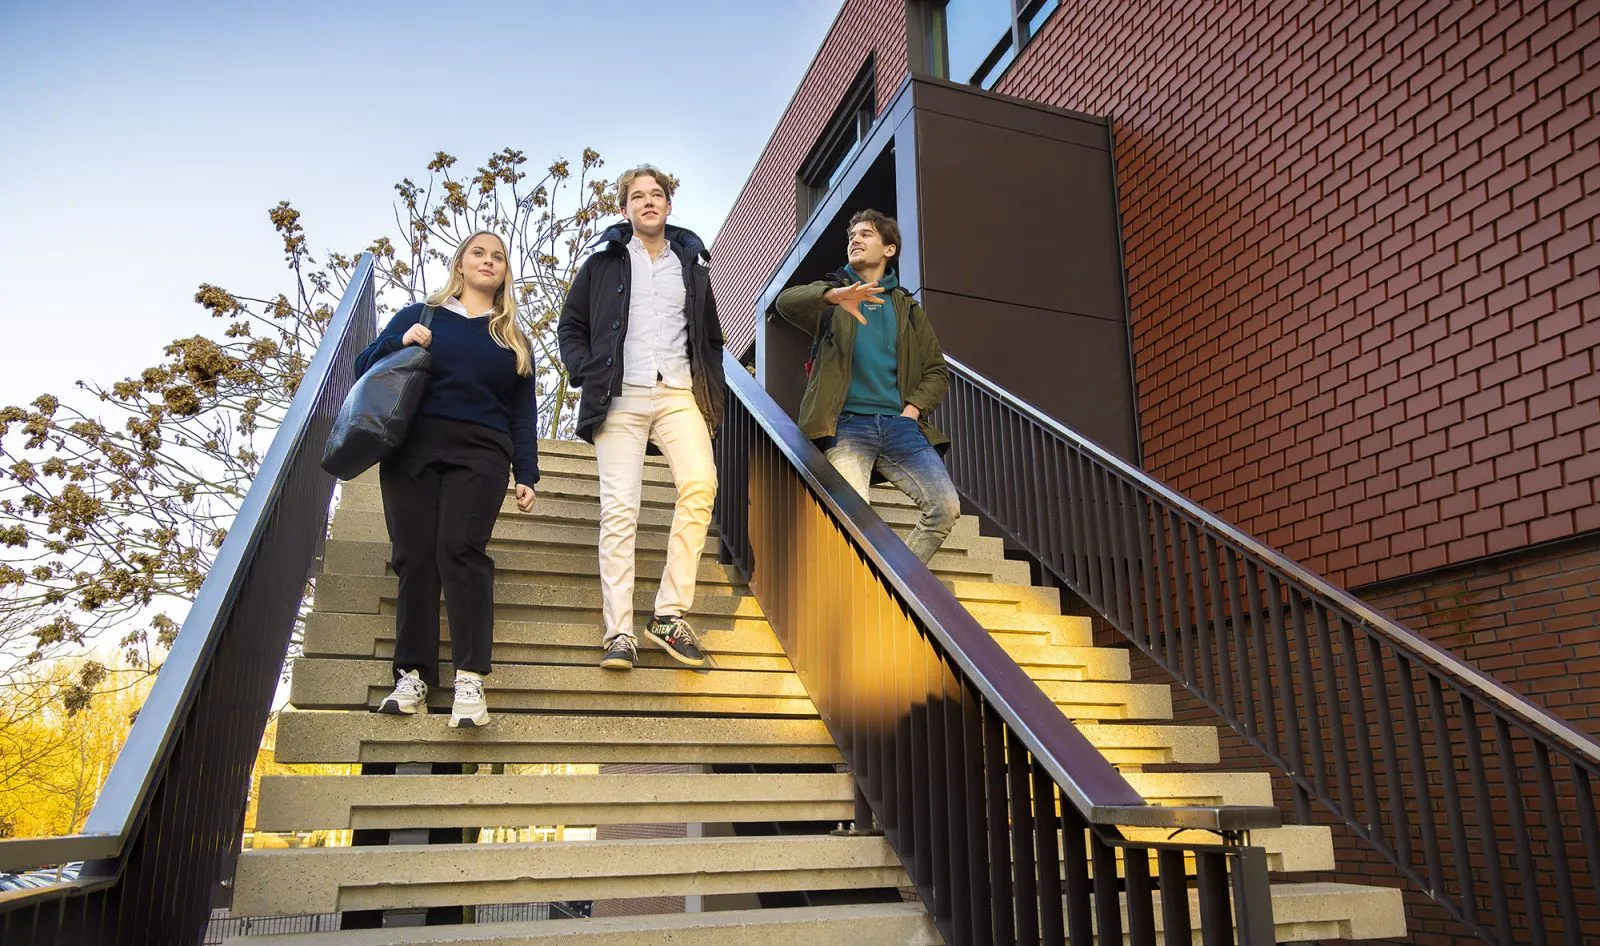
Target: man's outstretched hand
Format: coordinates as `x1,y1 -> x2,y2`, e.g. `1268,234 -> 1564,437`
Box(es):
824,281 -> 885,324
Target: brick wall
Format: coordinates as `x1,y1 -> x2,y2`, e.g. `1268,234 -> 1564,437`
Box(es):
994,0 -> 1600,588
710,0 -> 910,357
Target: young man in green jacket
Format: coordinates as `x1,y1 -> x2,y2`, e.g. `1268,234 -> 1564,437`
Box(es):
773,209 -> 960,563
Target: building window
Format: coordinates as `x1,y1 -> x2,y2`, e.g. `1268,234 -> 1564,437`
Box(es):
926,0 -> 1059,89
796,55 -> 877,227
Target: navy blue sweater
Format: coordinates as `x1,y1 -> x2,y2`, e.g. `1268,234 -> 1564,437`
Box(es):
355,302 -> 540,487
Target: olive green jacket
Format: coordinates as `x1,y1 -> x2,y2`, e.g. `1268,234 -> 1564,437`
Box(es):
773,276 -> 950,450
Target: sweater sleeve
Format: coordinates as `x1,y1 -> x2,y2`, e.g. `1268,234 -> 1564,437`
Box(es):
509,370 -> 541,488
773,282 -> 832,336
353,304 -> 423,376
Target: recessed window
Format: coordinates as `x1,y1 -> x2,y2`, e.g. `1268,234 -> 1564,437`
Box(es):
796,55 -> 877,228
926,0 -> 1059,89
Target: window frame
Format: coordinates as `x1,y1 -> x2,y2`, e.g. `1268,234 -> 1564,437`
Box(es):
795,54 -> 879,229
923,0 -> 1060,90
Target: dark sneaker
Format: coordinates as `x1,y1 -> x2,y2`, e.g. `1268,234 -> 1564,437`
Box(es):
599,635 -> 638,671
378,669 -> 427,715
646,614 -> 707,667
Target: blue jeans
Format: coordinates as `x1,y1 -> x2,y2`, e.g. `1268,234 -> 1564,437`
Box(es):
825,413 -> 960,563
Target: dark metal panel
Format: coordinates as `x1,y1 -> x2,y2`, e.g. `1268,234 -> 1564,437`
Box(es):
913,110 -> 1125,318
921,289 -> 1137,461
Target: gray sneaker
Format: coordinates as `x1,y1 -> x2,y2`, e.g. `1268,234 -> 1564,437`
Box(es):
646,614 -> 707,667
600,636 -> 638,671
378,669 -> 427,715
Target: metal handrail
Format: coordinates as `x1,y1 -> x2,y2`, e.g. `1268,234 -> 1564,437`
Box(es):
718,351 -> 1277,831
939,351 -> 1600,945
948,354 -> 1600,769
0,255 -> 376,942
713,350 -> 1279,944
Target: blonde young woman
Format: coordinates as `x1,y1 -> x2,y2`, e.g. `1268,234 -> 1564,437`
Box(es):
353,231 -> 539,727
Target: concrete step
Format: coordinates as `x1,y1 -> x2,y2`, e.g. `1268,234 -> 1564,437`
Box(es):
302,614 -> 795,673
963,604 -> 1093,646
1115,881 -> 1407,942
271,711 -> 1219,770
1122,771 -> 1274,807
256,772 -> 856,832
287,656 -> 1174,723
223,903 -> 941,945
288,658 -> 819,718
321,534 -> 1030,587
943,578 -> 1061,614
272,710 -> 846,767
308,574 -> 763,622
327,506 -> 1006,563
231,835 -> 908,916
338,481 -> 980,538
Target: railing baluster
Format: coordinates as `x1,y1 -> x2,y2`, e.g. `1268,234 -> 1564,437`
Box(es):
1134,490 -> 1162,654
983,704 -> 1014,945
1149,499 -> 1178,670
1342,617 -> 1380,837
1204,533 -> 1234,720
1431,677 -> 1477,930
1265,573 -> 1309,821
1368,634 -> 1411,870
1124,841 -> 1157,946
1577,769 -> 1600,921
1031,763 -> 1065,945
1316,604 -> 1354,820
1289,592 -> 1327,801
1007,735 -> 1039,944
961,683 -> 992,943
1497,716 -> 1549,946
1157,849 -> 1193,946
1186,522 -> 1212,705
1461,693 -> 1513,944
1244,562 -> 1280,757
1396,654 -> 1444,898
1223,546 -> 1258,740
1534,742 -> 1582,946
1061,796 -> 1092,946
1195,849 -> 1233,946
1170,511 -> 1195,685
1090,830 -> 1122,946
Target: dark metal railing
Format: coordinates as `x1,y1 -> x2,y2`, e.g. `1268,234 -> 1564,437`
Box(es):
0,255 -> 377,946
940,353 -> 1600,945
713,351 -> 1281,945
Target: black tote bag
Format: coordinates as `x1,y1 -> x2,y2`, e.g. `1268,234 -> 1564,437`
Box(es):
320,307 -> 435,480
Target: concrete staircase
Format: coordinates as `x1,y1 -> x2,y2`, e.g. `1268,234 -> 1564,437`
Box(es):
226,439 -> 1406,943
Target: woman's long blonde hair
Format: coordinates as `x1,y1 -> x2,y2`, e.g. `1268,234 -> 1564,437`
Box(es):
425,230 -> 533,376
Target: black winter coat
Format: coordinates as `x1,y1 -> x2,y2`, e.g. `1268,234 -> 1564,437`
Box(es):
556,222 -> 727,443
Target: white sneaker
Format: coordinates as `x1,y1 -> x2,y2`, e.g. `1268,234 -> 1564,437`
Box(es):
378,669 -> 427,715
450,671 -> 489,728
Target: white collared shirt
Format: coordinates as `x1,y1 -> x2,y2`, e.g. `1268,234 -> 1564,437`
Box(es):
621,235 -> 692,388
441,297 -> 489,318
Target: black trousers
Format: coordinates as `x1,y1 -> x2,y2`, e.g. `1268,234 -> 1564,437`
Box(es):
379,416 -> 510,684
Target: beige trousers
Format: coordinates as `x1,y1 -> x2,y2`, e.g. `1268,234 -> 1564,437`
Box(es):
594,384 -> 717,644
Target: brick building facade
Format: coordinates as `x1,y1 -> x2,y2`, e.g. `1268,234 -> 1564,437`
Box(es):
712,2 -> 1599,942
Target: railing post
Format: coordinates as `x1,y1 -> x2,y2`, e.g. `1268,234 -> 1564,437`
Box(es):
1228,832 -> 1275,945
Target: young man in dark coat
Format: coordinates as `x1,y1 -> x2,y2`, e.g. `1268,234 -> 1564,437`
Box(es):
557,165 -> 726,670
774,209 -> 959,563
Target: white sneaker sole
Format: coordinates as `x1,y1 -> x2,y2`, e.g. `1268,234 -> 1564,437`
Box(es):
449,707 -> 489,728
377,697 -> 425,715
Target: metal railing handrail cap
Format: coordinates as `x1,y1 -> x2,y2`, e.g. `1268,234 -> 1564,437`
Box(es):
945,352 -> 1600,770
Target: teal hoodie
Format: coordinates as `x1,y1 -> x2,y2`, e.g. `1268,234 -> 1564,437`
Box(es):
840,265 -> 902,416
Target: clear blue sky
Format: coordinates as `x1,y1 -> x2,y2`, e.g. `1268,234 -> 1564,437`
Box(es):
0,0 -> 842,407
